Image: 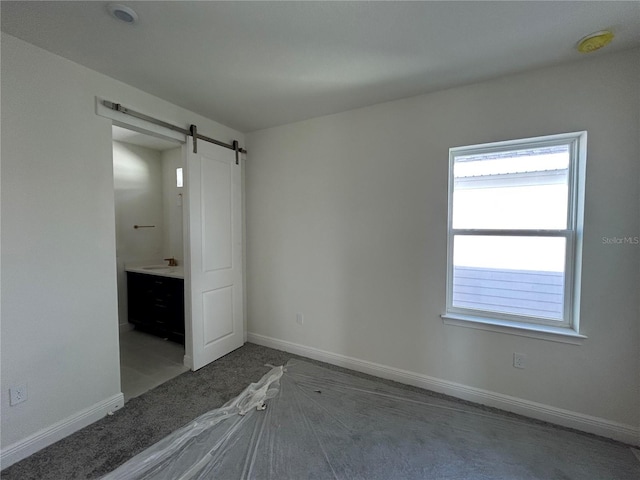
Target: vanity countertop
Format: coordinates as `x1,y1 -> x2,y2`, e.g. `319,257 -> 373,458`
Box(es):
125,264 -> 185,279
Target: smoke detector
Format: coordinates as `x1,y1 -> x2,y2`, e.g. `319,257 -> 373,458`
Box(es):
107,4 -> 139,24
577,30 -> 614,53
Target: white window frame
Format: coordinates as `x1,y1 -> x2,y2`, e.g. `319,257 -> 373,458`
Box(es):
442,132 -> 587,343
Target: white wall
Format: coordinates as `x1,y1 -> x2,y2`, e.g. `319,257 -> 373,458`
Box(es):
0,33 -> 244,461
246,48 -> 640,442
113,141 -> 165,327
161,148 -> 185,266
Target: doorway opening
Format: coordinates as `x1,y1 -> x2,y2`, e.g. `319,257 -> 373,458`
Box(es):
112,125 -> 188,402
100,99 -> 246,390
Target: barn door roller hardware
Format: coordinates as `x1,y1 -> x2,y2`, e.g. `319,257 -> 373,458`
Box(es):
102,100 -> 246,163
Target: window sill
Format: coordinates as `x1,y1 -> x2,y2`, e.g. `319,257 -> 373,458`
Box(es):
441,313 -> 586,345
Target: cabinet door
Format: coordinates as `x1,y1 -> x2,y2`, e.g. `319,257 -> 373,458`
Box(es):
165,278 -> 185,342
127,272 -> 154,327
154,277 -> 184,342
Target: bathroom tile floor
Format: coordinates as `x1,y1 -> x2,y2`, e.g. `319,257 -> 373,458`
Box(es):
119,328 -> 189,402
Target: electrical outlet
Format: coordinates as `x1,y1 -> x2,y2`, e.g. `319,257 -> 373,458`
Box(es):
10,383 -> 28,406
296,312 -> 304,325
513,353 -> 526,369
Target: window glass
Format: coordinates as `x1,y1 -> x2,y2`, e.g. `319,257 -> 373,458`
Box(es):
176,167 -> 183,188
452,235 -> 566,320
452,146 -> 569,230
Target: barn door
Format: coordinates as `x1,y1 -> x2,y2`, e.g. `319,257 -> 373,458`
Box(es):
185,137 -> 243,370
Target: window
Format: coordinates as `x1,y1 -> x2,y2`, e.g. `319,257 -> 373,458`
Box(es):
176,167 -> 183,188
443,132 -> 586,338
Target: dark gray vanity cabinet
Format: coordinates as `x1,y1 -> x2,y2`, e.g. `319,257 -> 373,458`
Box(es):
127,272 -> 185,345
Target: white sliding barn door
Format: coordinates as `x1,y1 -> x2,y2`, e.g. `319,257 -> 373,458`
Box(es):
185,137 -> 243,370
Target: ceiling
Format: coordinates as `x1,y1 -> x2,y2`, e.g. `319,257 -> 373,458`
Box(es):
2,1 -> 639,133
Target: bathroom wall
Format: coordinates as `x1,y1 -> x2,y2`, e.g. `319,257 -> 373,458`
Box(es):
161,147 -> 184,267
113,140 -> 165,328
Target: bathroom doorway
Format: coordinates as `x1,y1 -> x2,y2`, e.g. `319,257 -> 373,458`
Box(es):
111,125 -> 189,401
100,100 -> 246,398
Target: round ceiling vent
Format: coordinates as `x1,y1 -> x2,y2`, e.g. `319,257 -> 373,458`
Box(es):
107,4 -> 139,24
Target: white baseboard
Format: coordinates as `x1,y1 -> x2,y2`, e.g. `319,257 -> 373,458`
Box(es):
247,332 -> 639,446
1,393 -> 124,469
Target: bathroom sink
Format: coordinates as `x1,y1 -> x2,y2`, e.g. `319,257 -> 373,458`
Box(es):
143,265 -> 173,271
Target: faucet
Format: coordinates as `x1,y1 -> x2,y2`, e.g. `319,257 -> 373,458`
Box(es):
164,257 -> 178,267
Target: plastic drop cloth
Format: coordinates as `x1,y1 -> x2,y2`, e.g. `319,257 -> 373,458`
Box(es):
102,360 -> 640,480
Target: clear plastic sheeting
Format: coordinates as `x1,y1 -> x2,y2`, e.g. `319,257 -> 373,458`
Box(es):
102,365 -> 284,480
103,360 -> 640,480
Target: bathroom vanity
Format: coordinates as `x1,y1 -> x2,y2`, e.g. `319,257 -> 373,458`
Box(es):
125,265 -> 185,345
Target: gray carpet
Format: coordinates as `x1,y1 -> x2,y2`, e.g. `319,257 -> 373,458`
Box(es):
1,343 -> 638,479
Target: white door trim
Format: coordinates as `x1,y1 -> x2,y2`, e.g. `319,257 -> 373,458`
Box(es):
96,97 -> 186,144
